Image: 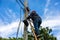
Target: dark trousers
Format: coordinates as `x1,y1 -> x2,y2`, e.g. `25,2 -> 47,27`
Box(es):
33,18 -> 41,36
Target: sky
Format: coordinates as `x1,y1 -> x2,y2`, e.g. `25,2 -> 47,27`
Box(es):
0,0 -> 60,40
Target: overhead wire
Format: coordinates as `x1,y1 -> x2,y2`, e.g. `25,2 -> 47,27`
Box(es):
16,0 -> 24,10
16,9 -> 21,40
19,0 -> 25,7
16,0 -> 23,40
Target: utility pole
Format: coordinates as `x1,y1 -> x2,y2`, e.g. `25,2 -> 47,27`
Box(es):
23,0 -> 28,40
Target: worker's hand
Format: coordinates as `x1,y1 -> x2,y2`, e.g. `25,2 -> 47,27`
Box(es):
29,19 -> 33,22
26,7 -> 30,12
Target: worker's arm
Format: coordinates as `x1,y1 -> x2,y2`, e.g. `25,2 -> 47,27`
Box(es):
23,15 -> 31,27
26,13 -> 33,20
27,16 -> 31,19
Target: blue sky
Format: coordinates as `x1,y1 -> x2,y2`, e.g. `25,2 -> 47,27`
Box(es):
0,0 -> 60,40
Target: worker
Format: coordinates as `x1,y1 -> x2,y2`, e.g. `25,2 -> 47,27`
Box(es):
23,10 -> 42,38
23,6 -> 42,37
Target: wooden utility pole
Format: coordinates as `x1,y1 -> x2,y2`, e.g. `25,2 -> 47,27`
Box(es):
23,0 -> 28,40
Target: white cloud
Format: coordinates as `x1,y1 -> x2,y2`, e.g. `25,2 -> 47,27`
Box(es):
41,19 -> 60,28
0,20 -> 24,38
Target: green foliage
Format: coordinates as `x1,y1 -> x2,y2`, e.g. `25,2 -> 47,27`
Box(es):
28,27 -> 57,40
39,27 -> 57,40
0,37 -> 23,40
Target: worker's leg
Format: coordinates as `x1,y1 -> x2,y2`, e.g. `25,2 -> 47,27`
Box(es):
33,19 -> 40,36
38,18 -> 42,28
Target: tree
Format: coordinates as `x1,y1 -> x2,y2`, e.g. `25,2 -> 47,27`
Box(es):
0,37 -> 2,40
28,26 -> 57,40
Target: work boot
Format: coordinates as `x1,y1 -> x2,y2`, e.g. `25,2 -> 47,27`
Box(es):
37,35 -> 41,38
23,20 -> 29,27
37,34 -> 43,38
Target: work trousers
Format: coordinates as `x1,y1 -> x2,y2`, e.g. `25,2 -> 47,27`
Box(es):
33,18 -> 41,36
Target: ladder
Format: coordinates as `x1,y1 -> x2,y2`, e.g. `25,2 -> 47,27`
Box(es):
29,20 -> 38,40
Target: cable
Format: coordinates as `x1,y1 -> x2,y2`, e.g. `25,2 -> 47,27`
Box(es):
19,0 -> 25,7
16,0 -> 24,10
16,0 -> 22,40
16,9 -> 21,40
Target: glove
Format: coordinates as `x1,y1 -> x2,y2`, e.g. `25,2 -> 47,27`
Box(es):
23,20 -> 29,27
